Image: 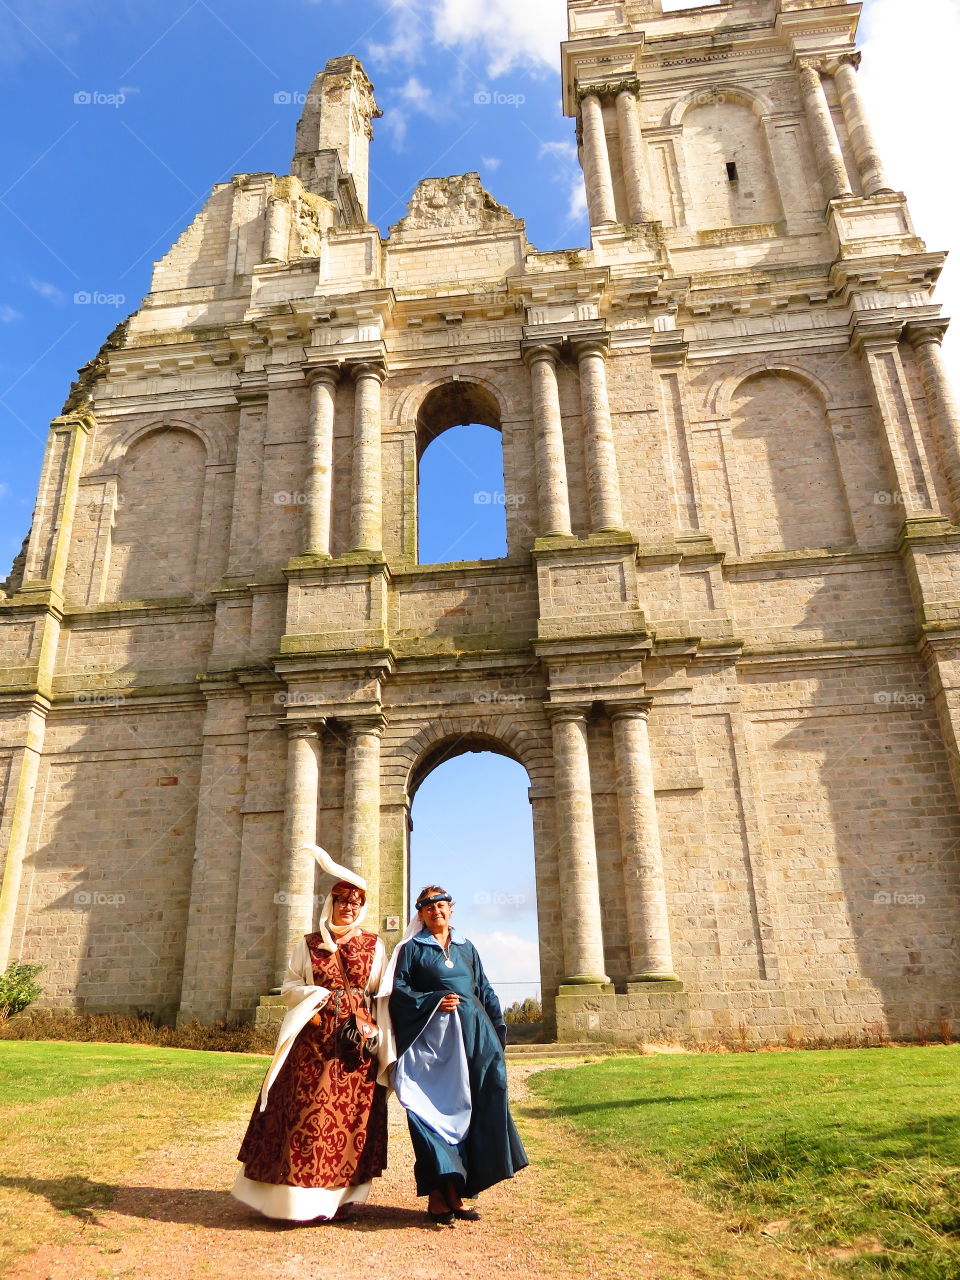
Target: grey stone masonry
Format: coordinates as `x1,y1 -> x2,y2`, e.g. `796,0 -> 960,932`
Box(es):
2,0 -> 959,1044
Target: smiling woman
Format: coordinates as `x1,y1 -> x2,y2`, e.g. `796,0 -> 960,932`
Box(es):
378,885 -> 529,1224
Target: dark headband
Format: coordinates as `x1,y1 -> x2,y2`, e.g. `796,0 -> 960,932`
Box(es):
416,892 -> 452,910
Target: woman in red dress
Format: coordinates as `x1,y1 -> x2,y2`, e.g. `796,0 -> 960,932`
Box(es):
232,849 -> 388,1222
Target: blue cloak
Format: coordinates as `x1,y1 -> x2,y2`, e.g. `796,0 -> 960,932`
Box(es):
389,928 -> 529,1198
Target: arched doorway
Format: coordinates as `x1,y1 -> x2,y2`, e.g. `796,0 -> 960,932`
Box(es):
408,742 -> 541,1022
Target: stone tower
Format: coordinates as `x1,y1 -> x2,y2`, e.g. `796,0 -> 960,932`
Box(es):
1,6 -> 959,1043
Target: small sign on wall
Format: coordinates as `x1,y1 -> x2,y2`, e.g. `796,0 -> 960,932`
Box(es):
385,916 -> 401,932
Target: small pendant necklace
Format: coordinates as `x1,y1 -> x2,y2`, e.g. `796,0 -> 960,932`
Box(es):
440,935 -> 455,968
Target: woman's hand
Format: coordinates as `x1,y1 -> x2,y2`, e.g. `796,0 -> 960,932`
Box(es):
438,993 -> 460,1011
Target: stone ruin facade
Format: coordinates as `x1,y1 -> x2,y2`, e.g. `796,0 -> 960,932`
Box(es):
2,0 -> 959,1044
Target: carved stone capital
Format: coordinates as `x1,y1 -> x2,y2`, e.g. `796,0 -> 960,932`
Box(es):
282,719 -> 324,740
607,699 -> 653,723
838,51 -> 863,71
577,79 -> 642,106
306,363 -> 342,389
572,334 -> 610,362
546,703 -> 591,726
349,360 -> 387,385
906,319 -> 949,351
344,712 -> 387,738
523,342 -> 561,370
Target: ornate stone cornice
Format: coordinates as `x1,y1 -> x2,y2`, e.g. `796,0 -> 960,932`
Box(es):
575,78 -> 641,106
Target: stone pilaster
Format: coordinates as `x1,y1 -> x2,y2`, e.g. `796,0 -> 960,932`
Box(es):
853,317 -> 939,516
349,362 -> 385,553
574,339 -> 625,534
304,368 -> 339,557
834,54 -> 891,198
275,721 -> 322,982
907,321 -> 960,525
548,705 -> 610,986
579,92 -> 618,226
609,703 -> 677,982
341,713 -> 385,908
525,345 -> 573,538
0,704 -> 47,971
615,86 -> 654,224
797,60 -> 852,202
21,413 -> 93,602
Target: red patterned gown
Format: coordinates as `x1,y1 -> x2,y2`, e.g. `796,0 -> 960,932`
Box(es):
232,930 -> 389,1220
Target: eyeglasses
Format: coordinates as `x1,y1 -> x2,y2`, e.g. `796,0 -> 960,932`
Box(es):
332,893 -> 364,908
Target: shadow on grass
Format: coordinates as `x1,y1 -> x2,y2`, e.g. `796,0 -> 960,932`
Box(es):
0,1173 -> 432,1233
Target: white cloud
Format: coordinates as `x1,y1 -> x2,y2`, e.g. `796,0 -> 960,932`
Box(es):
464,928 -> 540,1003
0,305 -> 20,324
481,155 -> 502,170
29,279 -> 66,304
859,0 -> 960,386
381,73 -> 447,148
363,0 -> 565,80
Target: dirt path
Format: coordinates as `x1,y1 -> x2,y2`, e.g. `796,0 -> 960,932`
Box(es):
3,1063 -> 817,1280
2,1065 -> 615,1280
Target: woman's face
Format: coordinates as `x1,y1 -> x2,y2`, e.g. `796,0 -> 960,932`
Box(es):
331,888 -> 364,926
419,898 -> 452,933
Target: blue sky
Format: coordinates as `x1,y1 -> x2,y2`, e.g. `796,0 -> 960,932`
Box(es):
1,0 -> 958,1001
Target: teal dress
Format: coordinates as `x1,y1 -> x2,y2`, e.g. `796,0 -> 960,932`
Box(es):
389,928 -> 529,1198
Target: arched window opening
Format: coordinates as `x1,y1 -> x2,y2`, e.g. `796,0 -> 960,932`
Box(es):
409,746 -> 540,1018
415,382 -> 508,565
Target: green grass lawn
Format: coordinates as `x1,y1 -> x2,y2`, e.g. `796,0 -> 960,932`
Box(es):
0,1041 -> 267,1272
529,1046 -> 960,1280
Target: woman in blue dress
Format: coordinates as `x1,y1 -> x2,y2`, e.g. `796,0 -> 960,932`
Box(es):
379,885 -> 528,1224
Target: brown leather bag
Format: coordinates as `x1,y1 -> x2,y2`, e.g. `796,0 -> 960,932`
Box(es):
335,947 -> 377,1056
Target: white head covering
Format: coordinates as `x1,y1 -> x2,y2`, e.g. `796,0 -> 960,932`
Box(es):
303,844 -> 369,952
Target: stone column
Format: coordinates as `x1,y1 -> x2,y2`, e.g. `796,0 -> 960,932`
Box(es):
349,362 -> 385,553
908,322 -> 960,523
549,706 -> 610,985
525,346 -> 573,538
342,714 -> 385,899
275,721 -> 322,983
797,60 -> 852,201
834,54 -> 891,197
579,92 -> 617,226
304,368 -> 338,557
616,86 -> 654,224
575,340 -> 625,533
610,704 -> 676,982
263,196 -> 292,263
